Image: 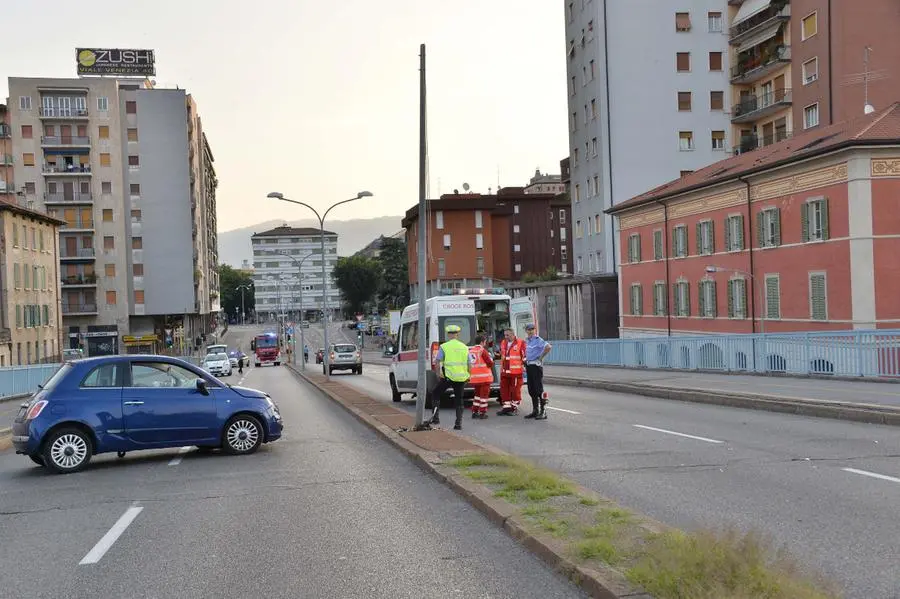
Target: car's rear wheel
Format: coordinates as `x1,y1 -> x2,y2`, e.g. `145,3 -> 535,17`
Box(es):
356,366 -> 363,375
222,415 -> 263,455
29,455 -> 44,467
42,428 -> 93,474
390,374 -> 402,402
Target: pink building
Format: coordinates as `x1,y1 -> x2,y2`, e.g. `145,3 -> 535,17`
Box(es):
609,103 -> 900,338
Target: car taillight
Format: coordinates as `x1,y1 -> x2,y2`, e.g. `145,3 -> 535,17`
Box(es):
25,400 -> 48,420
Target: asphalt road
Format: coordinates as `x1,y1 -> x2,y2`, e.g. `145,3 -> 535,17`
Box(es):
0,325 -> 586,599
339,344 -> 900,599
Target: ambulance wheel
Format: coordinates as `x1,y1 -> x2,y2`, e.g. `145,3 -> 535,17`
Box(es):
390,374 -> 402,402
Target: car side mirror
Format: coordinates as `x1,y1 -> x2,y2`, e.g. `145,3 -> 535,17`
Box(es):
195,378 -> 209,396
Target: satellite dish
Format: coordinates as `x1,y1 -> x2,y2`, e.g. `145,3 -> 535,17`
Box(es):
864,103 -> 875,114
462,183 -> 470,192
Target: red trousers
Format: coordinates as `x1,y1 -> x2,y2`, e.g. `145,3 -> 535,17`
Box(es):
500,374 -> 523,409
471,383 -> 491,413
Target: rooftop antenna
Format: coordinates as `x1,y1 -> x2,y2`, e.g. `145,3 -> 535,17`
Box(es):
841,45 -> 888,115
864,46 -> 875,114
462,182 -> 470,193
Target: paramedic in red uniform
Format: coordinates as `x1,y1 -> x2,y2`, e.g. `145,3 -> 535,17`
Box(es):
497,328 -> 526,416
468,335 -> 494,419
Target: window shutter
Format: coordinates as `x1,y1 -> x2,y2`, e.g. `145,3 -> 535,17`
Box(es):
635,235 -> 642,262
698,281 -> 706,315
821,199 -> 830,240
685,283 -> 691,316
710,280 -> 717,317
724,218 -> 732,251
654,231 -> 662,259
695,222 -> 702,255
757,212 -> 765,247
765,278 -> 778,319
727,280 -> 735,318
740,279 -> 748,318
801,202 -> 810,242
736,215 -> 744,249
653,285 -> 659,315
810,274 -> 826,320
672,228 -> 678,256
709,221 -> 716,253
637,286 -> 643,316
630,286 -> 636,315
627,238 -> 633,263
773,209 -> 782,245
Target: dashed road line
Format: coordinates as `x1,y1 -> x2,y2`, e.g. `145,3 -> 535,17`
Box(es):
842,467 -> 900,485
633,424 -> 724,444
167,446 -> 193,466
79,503 -> 144,565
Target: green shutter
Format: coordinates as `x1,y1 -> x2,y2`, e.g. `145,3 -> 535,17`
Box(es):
709,221 -> 716,254
635,234 -> 642,262
821,199 -> 830,240
654,231 -> 662,260
685,282 -> 692,317
724,218 -> 732,251
736,215 -> 745,250
630,286 -> 636,315
757,211 -> 765,247
801,202 -> 810,242
765,277 -> 779,319
698,282 -> 706,316
727,280 -> 735,318
695,222 -> 702,255
653,284 -> 659,315
626,237 -> 633,262
638,285 -> 643,315
810,274 -> 827,320
773,209 -> 782,246
672,228 -> 678,256
710,281 -> 718,317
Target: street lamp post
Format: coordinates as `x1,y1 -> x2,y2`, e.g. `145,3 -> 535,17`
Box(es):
265,250 -> 320,370
267,191 -> 374,379
236,284 -> 253,325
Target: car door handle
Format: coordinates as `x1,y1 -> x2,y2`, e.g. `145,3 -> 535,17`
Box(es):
123,401 -> 144,406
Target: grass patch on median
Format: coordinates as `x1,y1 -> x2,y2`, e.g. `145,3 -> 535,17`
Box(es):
448,453 -> 840,599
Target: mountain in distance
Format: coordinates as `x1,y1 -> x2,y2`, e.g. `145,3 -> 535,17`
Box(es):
217,216 -> 405,267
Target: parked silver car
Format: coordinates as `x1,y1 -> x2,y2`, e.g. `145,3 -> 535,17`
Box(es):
326,343 -> 362,375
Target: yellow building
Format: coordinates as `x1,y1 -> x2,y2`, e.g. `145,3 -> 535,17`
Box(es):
0,203 -> 65,365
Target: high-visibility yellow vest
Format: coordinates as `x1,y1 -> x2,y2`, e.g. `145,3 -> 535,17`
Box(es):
440,339 -> 470,382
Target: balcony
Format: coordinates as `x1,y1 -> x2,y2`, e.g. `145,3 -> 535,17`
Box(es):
39,107 -> 89,119
730,44 -> 791,84
0,180 -> 11,194
61,217 -> 95,231
62,302 -> 98,315
45,192 -> 93,204
732,129 -> 793,155
0,124 -> 10,138
41,136 -> 91,148
0,154 -> 13,165
60,247 -> 96,261
731,89 -> 792,123
730,2 -> 790,45
42,163 -> 92,175
61,273 -> 98,287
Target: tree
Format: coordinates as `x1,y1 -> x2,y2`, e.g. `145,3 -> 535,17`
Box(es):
377,237 -> 409,309
218,264 -> 255,321
332,255 -> 384,315
521,266 -> 560,284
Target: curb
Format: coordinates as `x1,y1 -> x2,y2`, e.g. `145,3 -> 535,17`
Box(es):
542,376 -> 900,427
287,365 -> 656,599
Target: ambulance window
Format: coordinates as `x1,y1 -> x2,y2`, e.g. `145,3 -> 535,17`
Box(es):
401,321 -> 418,351
439,316 -> 475,345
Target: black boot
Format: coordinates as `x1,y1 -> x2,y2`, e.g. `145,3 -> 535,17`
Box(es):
536,401 -> 548,420
524,411 -> 538,419
454,422 -> 462,430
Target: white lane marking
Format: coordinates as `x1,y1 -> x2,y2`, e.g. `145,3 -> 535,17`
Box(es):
546,406 -> 581,415
842,467 -> 900,485
79,504 -> 144,565
167,446 -> 192,466
633,424 -> 724,444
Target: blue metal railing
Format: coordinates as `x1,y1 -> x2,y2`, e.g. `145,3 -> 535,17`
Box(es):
0,364 -> 64,399
545,329 -> 900,379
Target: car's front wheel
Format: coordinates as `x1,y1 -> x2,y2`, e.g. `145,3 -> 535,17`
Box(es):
222,415 -> 263,455
42,428 -> 93,474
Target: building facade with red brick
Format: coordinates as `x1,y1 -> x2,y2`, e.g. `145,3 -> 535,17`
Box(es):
402,188 -> 572,298
609,103 -> 900,338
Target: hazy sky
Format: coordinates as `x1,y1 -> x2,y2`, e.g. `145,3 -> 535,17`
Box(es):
1,0 -> 568,232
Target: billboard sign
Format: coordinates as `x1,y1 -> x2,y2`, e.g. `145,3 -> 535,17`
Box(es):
77,48 -> 156,76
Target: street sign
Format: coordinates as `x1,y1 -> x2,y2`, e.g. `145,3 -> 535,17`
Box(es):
286,326 -> 294,335
356,323 -> 366,330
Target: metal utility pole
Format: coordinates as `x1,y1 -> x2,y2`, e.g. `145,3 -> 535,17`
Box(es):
414,43 -> 429,429
236,284 -> 252,325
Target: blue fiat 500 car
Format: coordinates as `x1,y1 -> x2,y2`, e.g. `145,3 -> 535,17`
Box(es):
11,355 -> 283,474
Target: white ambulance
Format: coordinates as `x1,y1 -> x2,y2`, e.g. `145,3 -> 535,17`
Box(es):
388,288 -> 535,403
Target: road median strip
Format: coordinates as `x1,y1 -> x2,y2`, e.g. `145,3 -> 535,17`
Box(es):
542,375 -> 900,427
288,364 -> 839,599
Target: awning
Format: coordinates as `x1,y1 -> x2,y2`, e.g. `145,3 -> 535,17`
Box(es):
737,21 -> 782,53
732,0 -> 772,27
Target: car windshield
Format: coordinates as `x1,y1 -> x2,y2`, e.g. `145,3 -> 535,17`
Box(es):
256,336 -> 278,348
207,353 -> 227,362
334,344 -> 356,353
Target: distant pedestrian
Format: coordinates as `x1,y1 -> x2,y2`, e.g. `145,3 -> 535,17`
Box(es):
238,354 -> 244,375
497,328 -> 526,416
429,324 -> 471,430
468,335 -> 495,419
304,344 -> 309,363
523,323 -> 552,420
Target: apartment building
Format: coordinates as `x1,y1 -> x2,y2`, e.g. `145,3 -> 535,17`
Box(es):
0,203 -> 65,365
403,188 -> 572,298
6,77 -> 219,355
250,225 -> 339,322
729,0 -> 900,155
0,105 -> 12,201
564,0 -> 732,277
608,103 -> 900,338
524,169 -> 566,195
